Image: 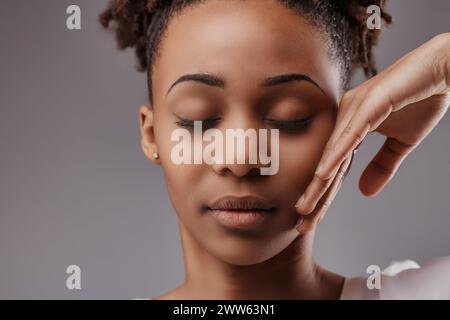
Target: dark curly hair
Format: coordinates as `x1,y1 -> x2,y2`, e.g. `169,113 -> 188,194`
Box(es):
99,0 -> 392,105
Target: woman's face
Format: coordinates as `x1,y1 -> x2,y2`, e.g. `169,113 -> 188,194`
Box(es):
141,0 -> 342,265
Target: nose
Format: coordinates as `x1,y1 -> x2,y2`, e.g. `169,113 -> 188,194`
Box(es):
212,160 -> 263,177
209,117 -> 269,178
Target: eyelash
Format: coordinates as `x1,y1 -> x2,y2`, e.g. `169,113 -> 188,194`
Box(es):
175,117 -> 222,130
264,116 -> 313,131
175,116 -> 313,131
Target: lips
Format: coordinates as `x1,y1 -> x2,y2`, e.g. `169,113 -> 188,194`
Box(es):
208,195 -> 275,211
207,195 -> 276,229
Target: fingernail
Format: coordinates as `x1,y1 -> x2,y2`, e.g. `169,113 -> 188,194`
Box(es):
295,218 -> 303,231
315,162 -> 323,175
295,195 -> 305,208
317,214 -> 324,225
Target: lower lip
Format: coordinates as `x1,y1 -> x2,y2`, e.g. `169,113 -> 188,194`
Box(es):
209,209 -> 273,229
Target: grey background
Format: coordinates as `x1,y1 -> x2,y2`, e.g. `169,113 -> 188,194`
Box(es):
0,0 -> 449,299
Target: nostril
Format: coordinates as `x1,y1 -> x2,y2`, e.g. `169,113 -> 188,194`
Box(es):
215,165 -> 263,178
248,167 -> 262,176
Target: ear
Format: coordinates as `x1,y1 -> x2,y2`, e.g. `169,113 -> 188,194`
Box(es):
139,105 -> 161,165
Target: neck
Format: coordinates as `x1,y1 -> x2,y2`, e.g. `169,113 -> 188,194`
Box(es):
173,222 -> 344,300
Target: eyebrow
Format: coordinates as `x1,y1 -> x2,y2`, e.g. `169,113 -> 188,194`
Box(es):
166,72 -> 326,97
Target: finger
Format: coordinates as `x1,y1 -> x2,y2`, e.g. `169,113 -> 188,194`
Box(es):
314,154 -> 352,224
298,86 -> 376,215
295,151 -> 351,215
295,166 -> 336,215
300,34 -> 449,214
295,93 -> 359,214
317,43 -> 442,185
327,89 -> 367,147
315,102 -> 374,181
308,89 -> 368,187
316,113 -> 370,180
296,155 -> 351,232
315,91 -> 360,171
359,137 -> 417,197
315,33 -> 450,187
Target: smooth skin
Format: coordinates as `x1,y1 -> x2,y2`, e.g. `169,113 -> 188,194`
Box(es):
140,0 -> 345,299
138,0 -> 450,299
295,33 -> 450,229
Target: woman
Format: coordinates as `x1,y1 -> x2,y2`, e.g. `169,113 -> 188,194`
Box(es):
99,0 -> 450,299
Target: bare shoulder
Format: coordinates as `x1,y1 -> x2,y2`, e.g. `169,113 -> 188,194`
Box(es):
380,255 -> 450,299
417,255 -> 450,279
341,256 -> 450,300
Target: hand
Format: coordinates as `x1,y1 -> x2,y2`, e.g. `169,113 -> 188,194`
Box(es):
295,33 -> 450,220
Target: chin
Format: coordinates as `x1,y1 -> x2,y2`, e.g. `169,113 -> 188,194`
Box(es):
203,230 -> 299,266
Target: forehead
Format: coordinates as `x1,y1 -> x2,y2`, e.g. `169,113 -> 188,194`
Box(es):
152,0 -> 341,103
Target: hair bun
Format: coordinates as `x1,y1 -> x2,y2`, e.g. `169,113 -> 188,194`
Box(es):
99,0 -> 160,71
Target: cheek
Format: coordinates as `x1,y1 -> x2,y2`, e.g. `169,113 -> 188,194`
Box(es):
278,112 -> 334,187
152,114 -> 205,212
162,162 -> 202,223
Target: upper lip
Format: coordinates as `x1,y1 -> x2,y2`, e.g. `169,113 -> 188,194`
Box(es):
207,195 -> 275,212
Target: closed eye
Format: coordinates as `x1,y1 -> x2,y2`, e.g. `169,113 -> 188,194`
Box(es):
174,115 -> 313,131
175,116 -> 222,129
264,116 -> 313,131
